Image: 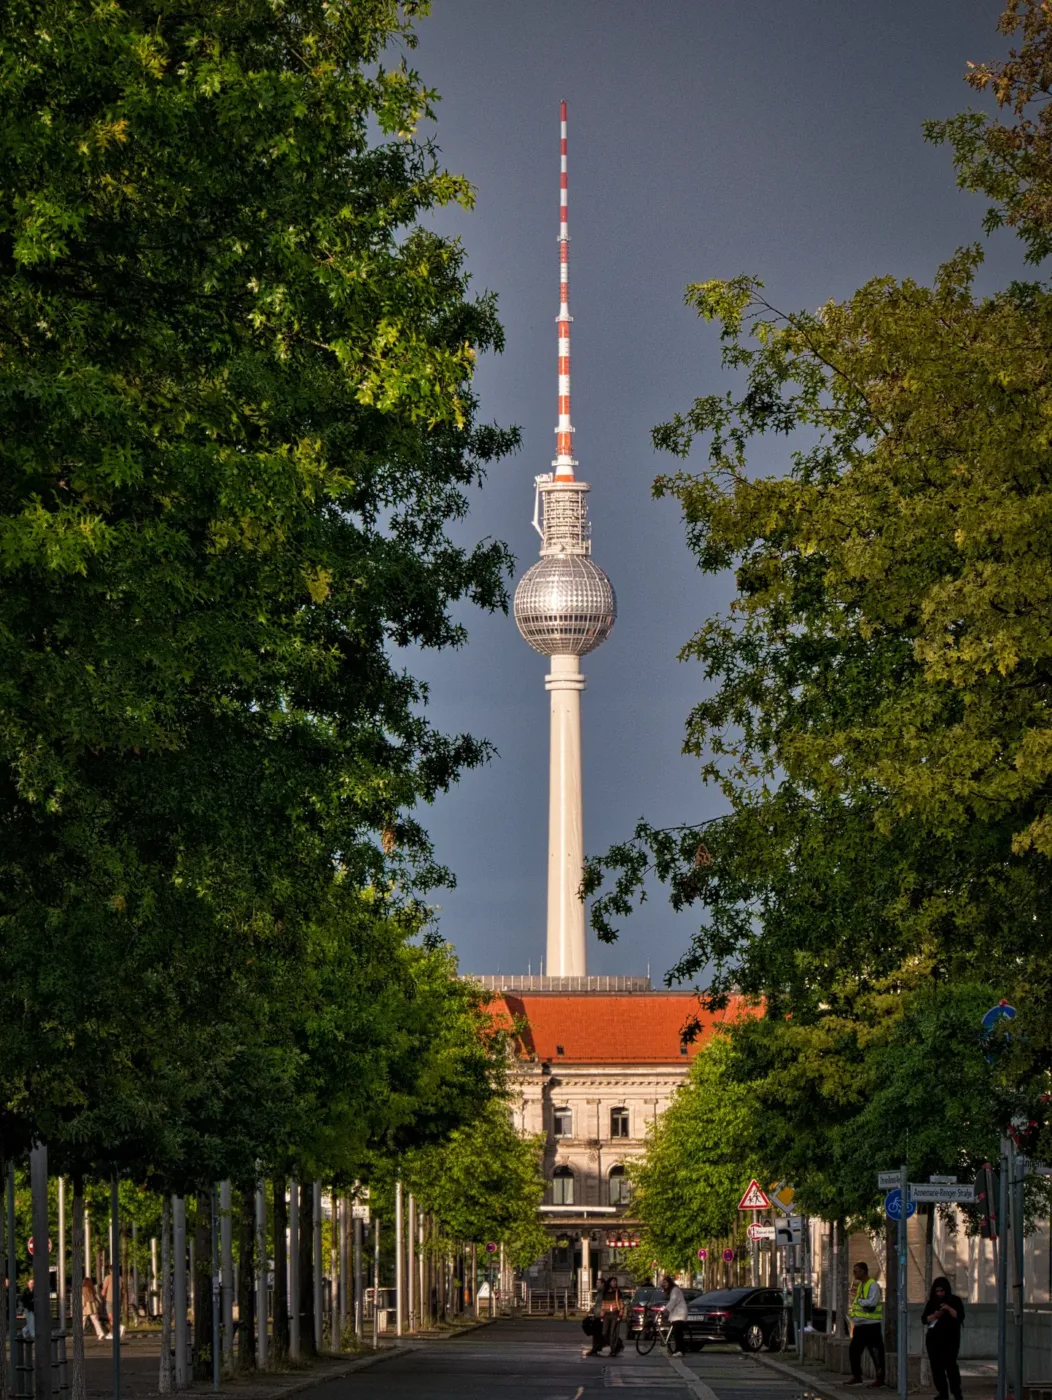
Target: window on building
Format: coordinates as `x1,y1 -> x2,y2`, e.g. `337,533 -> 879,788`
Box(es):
551,1166 -> 575,1205
553,1105 -> 573,1138
609,1166 -> 631,1206
610,1106 -> 629,1139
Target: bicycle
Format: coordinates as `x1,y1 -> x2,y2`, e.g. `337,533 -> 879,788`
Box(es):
635,1311 -> 675,1355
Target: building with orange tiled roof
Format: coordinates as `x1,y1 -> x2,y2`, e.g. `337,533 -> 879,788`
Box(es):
471,973 -> 756,1302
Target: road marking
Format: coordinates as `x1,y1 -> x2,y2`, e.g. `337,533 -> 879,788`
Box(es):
665,1351 -> 721,1400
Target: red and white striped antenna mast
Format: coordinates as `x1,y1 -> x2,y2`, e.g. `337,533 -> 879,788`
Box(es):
554,98 -> 576,481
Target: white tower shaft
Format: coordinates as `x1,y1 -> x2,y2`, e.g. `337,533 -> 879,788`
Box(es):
546,654 -> 586,976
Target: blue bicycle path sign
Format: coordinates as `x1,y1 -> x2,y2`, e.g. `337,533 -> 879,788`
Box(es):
884,1188 -> 916,1222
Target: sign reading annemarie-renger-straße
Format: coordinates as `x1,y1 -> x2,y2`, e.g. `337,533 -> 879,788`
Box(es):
909,1182 -> 976,1203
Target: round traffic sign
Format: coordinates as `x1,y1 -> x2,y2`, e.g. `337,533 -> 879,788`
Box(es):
26,1238 -> 52,1257
697,1247 -> 707,1261
982,1001 -> 1016,1033
884,1188 -> 916,1222
722,1247 -> 735,1263
485,1242 -> 497,1254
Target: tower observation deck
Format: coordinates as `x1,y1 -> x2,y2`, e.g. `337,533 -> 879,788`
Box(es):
513,101 -> 616,978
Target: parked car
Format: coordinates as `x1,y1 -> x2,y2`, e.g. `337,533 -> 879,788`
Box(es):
628,1286 -> 664,1335
627,1285 -> 701,1334
680,1287 -> 787,1352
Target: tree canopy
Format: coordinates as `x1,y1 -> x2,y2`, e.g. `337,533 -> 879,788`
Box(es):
0,0 -> 519,1199
585,0 -> 1052,1200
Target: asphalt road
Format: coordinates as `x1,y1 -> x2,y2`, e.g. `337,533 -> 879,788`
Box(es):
316,1320 -> 805,1400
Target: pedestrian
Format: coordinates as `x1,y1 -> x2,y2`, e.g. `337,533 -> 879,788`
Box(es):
100,1265 -> 126,1340
844,1261 -> 884,1388
921,1276 -> 965,1400
82,1275 -> 105,1340
661,1274 -> 688,1355
19,1278 -> 34,1340
599,1275 -> 624,1357
582,1290 -> 604,1357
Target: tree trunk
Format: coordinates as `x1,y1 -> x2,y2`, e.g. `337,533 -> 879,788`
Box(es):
0,1164 -> 8,1400
193,1193 -> 211,1380
920,1206 -> 935,1385
272,1182 -> 288,1361
836,1219 -> 850,1340
70,1179 -> 85,1400
298,1190 -> 315,1358
237,1190 -> 255,1372
158,1198 -> 172,1395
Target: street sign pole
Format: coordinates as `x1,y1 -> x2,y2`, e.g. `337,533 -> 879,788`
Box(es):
1013,1150 -> 1025,1400
996,1139 -> 1009,1400
898,1164 -> 907,1400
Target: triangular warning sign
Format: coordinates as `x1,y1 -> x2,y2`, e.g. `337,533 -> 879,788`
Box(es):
738,1179 -> 771,1210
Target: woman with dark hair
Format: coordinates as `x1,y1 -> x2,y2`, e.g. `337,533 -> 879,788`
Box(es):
599,1275 -> 624,1356
921,1276 -> 965,1400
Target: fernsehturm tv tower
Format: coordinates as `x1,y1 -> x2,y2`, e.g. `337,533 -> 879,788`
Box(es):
514,101 -> 617,978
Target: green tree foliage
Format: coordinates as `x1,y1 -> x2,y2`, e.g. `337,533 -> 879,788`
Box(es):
628,1038 -> 760,1273
927,0 -> 1052,264
0,0 -> 516,1187
401,1099 -> 549,1271
724,981 -> 1020,1223
585,2 -> 1052,1186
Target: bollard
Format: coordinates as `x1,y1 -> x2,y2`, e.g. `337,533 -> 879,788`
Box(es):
14,1333 -> 70,1400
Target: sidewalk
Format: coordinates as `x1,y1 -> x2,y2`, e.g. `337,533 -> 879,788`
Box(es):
750,1349 -> 1000,1400
81,1318 -> 494,1399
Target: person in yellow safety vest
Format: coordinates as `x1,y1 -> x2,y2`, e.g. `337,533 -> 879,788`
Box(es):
844,1261 -> 885,1388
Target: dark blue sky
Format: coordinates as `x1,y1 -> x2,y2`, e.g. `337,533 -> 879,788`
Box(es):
401,1 -> 1026,983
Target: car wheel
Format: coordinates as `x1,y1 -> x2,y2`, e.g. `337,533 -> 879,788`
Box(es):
740,1323 -> 765,1352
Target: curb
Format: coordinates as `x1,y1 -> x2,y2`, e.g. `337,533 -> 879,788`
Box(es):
184,1346 -> 415,1399
750,1352 -> 866,1400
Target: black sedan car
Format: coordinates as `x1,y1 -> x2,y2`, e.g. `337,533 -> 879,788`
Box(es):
680,1287 -> 787,1352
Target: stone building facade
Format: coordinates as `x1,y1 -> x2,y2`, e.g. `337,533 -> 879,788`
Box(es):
476,975 -> 751,1301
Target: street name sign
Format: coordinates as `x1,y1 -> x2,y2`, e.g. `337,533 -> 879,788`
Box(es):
738,1179 -> 771,1210
876,1171 -> 901,1190
909,1183 -> 976,1203
747,1223 -> 776,1241
929,1175 -> 957,1185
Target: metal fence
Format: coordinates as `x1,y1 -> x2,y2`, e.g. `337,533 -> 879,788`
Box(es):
523,1288 -> 573,1317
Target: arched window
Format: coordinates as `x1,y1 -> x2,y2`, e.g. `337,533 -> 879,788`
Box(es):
609,1165 -> 631,1206
551,1165 -> 575,1205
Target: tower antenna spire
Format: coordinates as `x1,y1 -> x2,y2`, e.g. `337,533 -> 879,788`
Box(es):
555,99 -> 576,480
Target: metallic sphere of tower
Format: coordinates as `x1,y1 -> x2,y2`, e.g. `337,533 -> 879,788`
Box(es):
514,555 -> 616,656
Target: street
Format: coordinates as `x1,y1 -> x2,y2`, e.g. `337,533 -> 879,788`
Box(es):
315,1321 -> 803,1400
